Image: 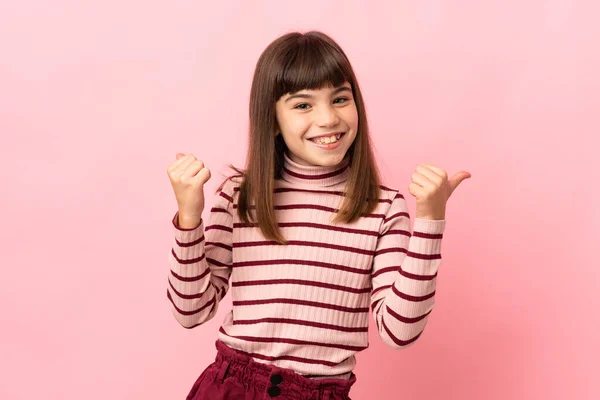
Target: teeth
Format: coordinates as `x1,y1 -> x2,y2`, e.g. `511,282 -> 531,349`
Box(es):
313,133 -> 342,145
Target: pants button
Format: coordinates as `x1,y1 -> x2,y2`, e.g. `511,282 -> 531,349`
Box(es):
268,386 -> 281,397
270,373 -> 283,385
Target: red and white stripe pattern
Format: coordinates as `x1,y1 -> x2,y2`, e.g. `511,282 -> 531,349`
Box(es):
167,152 -> 445,376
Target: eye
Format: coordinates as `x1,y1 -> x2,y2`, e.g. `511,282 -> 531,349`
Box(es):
294,103 -> 311,110
334,97 -> 349,104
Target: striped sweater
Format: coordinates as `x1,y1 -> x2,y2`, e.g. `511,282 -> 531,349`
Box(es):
167,152 -> 446,377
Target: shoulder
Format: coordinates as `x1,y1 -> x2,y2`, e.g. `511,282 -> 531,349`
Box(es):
377,183 -> 409,218
378,184 -> 405,204
216,173 -> 244,202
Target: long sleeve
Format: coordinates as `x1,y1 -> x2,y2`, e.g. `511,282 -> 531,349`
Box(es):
166,179 -> 235,329
162,150 -> 450,376
370,191 -> 446,349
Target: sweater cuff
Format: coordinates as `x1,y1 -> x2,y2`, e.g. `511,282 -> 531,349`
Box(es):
409,218 -> 445,260
172,211 -> 204,244
413,218 -> 446,234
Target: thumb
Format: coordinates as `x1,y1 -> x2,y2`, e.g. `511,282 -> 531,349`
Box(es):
448,171 -> 471,195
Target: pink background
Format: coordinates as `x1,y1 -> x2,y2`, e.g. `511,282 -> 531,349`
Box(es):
1,1 -> 598,399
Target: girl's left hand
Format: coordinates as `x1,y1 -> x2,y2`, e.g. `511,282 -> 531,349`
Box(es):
408,164 -> 472,220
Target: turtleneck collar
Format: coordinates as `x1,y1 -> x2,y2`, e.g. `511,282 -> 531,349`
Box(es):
280,151 -> 351,188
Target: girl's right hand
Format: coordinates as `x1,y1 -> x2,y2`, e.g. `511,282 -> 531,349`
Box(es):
167,153 -> 211,228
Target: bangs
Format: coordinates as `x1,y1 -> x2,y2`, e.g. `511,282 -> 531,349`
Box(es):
275,36 -> 353,99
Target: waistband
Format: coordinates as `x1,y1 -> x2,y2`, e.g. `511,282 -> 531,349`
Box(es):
305,372 -> 353,380
213,340 -> 356,396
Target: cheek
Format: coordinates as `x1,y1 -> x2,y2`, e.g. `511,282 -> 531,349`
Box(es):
345,106 -> 359,130
285,115 -> 311,137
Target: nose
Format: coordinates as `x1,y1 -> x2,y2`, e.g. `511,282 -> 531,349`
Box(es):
315,105 -> 339,128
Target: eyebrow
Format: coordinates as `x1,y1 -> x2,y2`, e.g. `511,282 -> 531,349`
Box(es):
284,86 -> 352,103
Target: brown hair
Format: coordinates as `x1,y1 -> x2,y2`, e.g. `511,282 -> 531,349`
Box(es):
218,31 -> 382,244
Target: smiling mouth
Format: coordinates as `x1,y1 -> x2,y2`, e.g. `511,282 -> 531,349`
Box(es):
309,132 -> 345,145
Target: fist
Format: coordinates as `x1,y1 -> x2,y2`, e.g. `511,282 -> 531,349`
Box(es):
408,164 -> 471,220
166,153 -> 211,224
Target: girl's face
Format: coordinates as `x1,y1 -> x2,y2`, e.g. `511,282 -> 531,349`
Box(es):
275,81 -> 358,167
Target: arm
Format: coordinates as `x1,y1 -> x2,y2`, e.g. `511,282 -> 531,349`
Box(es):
370,191 -> 446,349
166,179 -> 235,328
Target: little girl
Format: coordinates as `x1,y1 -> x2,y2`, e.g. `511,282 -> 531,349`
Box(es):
166,31 -> 470,400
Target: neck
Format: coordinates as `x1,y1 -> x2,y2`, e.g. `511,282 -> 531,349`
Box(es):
280,151 -> 351,188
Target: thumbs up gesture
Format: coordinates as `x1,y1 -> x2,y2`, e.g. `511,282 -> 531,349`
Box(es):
408,164 -> 471,220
